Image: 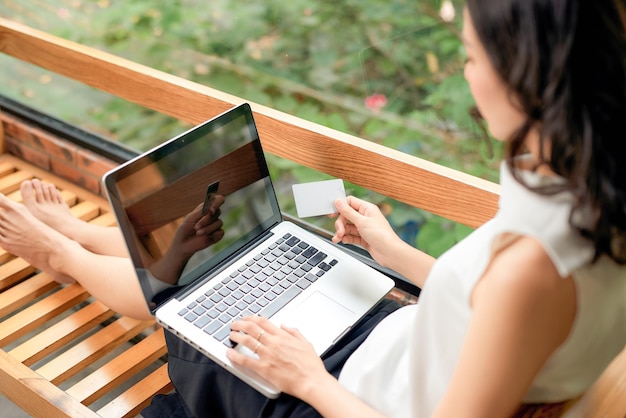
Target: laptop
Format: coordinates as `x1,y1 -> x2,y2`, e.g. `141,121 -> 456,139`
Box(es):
103,103 -> 394,398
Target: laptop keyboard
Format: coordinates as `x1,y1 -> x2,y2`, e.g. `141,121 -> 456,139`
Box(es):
176,233 -> 338,347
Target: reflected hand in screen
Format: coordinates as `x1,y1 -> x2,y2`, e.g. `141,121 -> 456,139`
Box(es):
147,194 -> 225,285
173,193 -> 226,258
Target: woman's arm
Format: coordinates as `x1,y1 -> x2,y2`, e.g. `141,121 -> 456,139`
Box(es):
433,236 -> 577,417
332,196 -> 435,288
0,193 -> 151,320
148,202 -> 224,284
298,374 -> 386,418
227,315 -> 386,418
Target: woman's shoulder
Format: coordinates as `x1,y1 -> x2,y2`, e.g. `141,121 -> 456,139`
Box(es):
480,235 -> 567,295
495,163 -> 595,277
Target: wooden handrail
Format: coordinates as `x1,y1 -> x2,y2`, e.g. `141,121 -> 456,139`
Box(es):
0,17 -> 499,229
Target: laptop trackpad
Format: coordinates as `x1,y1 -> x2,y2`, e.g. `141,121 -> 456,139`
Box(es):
281,291 -> 355,355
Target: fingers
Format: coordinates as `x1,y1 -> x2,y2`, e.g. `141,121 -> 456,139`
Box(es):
202,195 -> 225,217
332,214 -> 346,243
230,315 -> 276,338
335,196 -> 374,226
281,324 -> 308,342
194,213 -> 224,230
231,316 -> 312,350
196,217 -> 223,236
191,194 -> 224,221
226,316 -> 324,396
231,315 -> 287,348
333,197 -> 371,245
334,197 -> 358,221
195,195 -> 225,235
206,229 -> 225,245
333,197 -> 360,243
212,194 -> 225,208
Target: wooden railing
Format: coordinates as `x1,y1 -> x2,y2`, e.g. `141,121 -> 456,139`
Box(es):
0,16 -> 499,229
0,15 -> 624,418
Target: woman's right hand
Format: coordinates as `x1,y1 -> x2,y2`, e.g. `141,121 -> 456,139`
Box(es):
332,196 -> 402,268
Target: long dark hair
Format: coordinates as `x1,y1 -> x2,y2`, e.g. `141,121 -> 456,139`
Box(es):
466,0 -> 626,264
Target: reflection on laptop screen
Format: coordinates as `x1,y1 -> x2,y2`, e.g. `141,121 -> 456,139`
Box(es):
106,105 -> 282,312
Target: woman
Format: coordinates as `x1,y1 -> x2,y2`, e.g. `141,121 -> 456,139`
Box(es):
0,0 -> 625,416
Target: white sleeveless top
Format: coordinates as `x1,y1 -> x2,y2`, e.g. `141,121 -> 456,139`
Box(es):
338,163 -> 626,417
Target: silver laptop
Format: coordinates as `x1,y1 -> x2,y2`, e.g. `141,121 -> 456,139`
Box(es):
103,103 -> 394,398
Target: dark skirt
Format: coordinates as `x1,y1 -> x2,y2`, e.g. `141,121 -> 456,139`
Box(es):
142,298 -> 401,418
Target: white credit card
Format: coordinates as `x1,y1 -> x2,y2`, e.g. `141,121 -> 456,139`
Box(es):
292,179 -> 346,218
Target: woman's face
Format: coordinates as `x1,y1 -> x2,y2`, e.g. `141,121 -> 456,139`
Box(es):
462,8 -> 527,142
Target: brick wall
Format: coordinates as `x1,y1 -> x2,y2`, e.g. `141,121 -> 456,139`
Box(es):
0,112 -> 118,197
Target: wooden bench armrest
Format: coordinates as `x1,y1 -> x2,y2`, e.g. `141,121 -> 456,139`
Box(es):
0,350 -> 100,418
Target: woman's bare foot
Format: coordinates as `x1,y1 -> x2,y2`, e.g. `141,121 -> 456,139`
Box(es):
19,179 -> 128,258
20,179 -> 83,239
0,193 -> 77,283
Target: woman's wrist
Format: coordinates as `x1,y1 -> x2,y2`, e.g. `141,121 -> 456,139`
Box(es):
384,239 -> 435,287
297,372 -> 384,418
294,370 -> 338,407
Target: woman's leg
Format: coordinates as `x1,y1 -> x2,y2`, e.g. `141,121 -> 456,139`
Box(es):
0,192 -> 151,319
145,299 -> 402,418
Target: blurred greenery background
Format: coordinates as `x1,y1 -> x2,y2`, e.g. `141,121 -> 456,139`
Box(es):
0,0 -> 502,257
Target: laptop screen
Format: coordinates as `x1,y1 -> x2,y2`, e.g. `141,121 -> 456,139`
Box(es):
104,103 -> 282,312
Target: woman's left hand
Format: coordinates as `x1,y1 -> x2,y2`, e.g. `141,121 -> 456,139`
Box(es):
227,315 -> 329,398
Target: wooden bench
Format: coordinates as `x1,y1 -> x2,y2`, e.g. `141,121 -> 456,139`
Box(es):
0,154 -> 173,417
0,16 -> 624,418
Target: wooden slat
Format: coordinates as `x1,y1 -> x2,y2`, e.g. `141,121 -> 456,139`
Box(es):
9,301 -> 114,365
67,329 -> 167,405
0,257 -> 36,292
0,154 -> 165,417
0,17 -> 500,228
0,169 -> 33,194
68,200 -> 101,221
89,212 -> 117,227
0,155 -> 112,210
0,161 -> 16,177
0,350 -> 100,418
97,363 -> 173,418
36,316 -> 154,385
0,272 -> 57,318
60,189 -> 79,206
0,283 -> 89,346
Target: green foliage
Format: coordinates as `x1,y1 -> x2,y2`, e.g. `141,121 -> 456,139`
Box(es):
0,0 -> 499,257
416,216 -> 474,257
